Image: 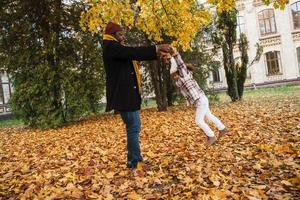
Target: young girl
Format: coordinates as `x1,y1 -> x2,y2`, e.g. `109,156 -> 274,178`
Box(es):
168,48 -> 228,146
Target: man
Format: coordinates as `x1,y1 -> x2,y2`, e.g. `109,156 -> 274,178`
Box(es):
102,22 -> 170,175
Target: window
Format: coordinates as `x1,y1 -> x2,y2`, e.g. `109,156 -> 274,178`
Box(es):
296,47 -> 300,72
292,2 -> 300,29
265,51 -> 282,76
0,78 -> 3,105
258,9 -> 277,36
0,74 -> 12,106
237,16 -> 245,37
212,69 -> 221,82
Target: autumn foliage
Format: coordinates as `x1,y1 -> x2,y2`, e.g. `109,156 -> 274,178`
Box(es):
80,0 -> 289,50
80,0 -> 211,50
0,91 -> 299,199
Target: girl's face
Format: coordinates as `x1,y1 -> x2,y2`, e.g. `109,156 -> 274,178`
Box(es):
171,72 -> 180,81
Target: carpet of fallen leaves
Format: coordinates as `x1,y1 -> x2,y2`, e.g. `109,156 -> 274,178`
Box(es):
0,92 -> 299,200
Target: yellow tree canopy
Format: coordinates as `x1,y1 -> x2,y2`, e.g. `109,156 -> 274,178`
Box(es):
207,0 -> 289,12
262,0 -> 290,9
80,0 -> 289,50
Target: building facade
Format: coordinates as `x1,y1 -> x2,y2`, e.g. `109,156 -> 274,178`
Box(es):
208,0 -> 300,89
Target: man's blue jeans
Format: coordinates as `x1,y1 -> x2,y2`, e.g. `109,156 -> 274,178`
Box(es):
120,111 -> 143,168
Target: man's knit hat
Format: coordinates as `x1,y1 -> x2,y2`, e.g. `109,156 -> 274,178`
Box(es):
105,22 -> 122,35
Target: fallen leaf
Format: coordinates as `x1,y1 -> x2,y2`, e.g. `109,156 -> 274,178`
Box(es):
128,191 -> 142,200
281,180 -> 293,186
106,172 -> 115,179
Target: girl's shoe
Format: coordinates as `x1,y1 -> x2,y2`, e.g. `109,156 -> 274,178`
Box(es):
219,128 -> 228,138
205,136 -> 217,147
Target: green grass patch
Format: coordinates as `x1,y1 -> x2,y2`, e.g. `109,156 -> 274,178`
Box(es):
141,99 -> 157,108
217,84 -> 300,102
245,84 -> 300,94
0,118 -> 24,128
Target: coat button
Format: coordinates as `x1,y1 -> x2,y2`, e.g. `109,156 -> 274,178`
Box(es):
131,72 -> 134,75
133,86 -> 137,89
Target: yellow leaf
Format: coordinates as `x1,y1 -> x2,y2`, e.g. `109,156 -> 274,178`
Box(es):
253,163 -> 262,170
70,189 -> 83,199
119,182 -> 129,190
21,164 -> 30,173
137,162 -> 144,170
281,180 -> 293,186
128,191 -> 142,200
213,180 -> 221,187
208,189 -> 226,199
106,172 -> 115,179
146,151 -> 156,158
183,176 -> 193,184
251,185 -> 267,190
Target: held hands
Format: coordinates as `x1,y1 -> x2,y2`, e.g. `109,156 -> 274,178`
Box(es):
156,44 -> 178,61
156,44 -> 171,61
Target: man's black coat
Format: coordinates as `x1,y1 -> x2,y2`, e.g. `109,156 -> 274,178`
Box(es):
103,40 -> 157,112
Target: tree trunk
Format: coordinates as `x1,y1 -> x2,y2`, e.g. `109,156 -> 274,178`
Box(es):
167,79 -> 175,106
217,9 -> 239,102
38,0 -> 64,121
165,63 -> 175,106
222,43 -> 239,102
237,64 -> 247,99
149,60 -> 168,111
53,0 -> 65,121
237,33 -> 249,99
160,61 -> 168,110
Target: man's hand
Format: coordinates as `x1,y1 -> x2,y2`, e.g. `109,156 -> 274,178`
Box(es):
156,44 -> 171,53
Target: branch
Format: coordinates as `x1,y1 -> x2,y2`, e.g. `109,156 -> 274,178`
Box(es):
248,43 -> 263,69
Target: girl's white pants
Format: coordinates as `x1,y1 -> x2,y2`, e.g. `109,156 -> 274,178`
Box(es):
195,96 -> 225,137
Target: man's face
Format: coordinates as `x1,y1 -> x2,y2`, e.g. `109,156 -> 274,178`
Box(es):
114,31 -> 125,44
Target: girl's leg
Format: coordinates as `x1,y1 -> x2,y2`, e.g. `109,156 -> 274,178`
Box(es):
195,97 -> 215,138
204,96 -> 228,138
206,109 -> 226,131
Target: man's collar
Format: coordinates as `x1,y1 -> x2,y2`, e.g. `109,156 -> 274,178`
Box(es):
103,34 -> 118,42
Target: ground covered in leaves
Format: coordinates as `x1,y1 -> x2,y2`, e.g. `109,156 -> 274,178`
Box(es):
1,88 -> 300,199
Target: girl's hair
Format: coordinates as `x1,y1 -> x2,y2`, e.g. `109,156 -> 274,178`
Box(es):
185,63 -> 195,71
170,71 -> 179,79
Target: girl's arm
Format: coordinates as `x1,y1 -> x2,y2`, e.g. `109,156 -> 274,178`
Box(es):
173,53 -> 190,76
